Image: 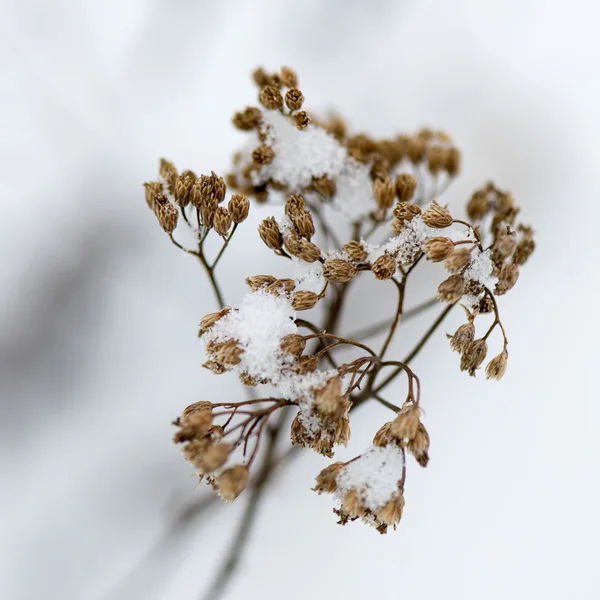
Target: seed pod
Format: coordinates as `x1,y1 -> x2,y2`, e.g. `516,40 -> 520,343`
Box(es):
287,355 -> 318,374
143,181 -> 163,210
259,85 -> 283,110
280,334 -> 306,357
228,193 -> 250,223
285,88 -> 304,111
200,197 -> 217,228
294,110 -> 310,129
258,217 -> 283,250
374,178 -> 396,210
264,278 -> 295,295
495,262 -> 520,295
280,66 -> 298,87
217,465 -> 249,502
514,238 -> 535,265
408,422 -> 430,467
342,240 -> 368,263
376,496 -> 404,527
174,173 -> 195,208
427,145 -> 446,174
208,338 -> 244,366
159,158 -> 178,193
437,274 -> 465,303
198,171 -> 227,205
291,290 -> 320,310
448,321 -> 475,353
213,206 -> 233,237
252,67 -> 271,87
152,194 -> 179,233
292,210 -> 315,239
460,339 -> 488,375
334,416 -> 351,446
323,258 -> 357,283
245,275 -> 277,290
285,194 -> 306,216
393,201 -> 422,221
312,175 -> 336,198
395,173 -> 417,202
424,237 -> 454,262
422,201 -> 453,228
467,190 -> 490,221
232,106 -> 262,130
390,405 -> 421,441
493,231 -> 518,259
371,253 -> 397,280
192,442 -> 231,473
252,145 -> 275,165
486,351 -> 508,380
443,147 -> 461,176
198,306 -> 231,337
313,462 -> 345,494
444,248 -> 472,274
373,422 -> 394,447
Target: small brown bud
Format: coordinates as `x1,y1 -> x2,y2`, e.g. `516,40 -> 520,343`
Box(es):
200,197 -> 217,228
213,206 -> 233,237
467,191 -> 490,221
143,181 -> 163,210
280,66 -> 298,87
285,235 -> 322,262
460,338 -> 488,376
422,201 -> 453,228
370,155 -> 389,182
252,145 -> 275,165
342,240 -> 368,263
408,422 -> 430,467
293,110 -> 311,129
264,278 -> 295,295
245,275 -> 277,290
424,237 -> 454,262
228,193 -> 250,223
198,171 -> 227,205
313,462 -> 345,494
252,67 -> 271,87
444,248 -> 472,273
280,334 -> 306,357
232,106 -> 262,131
395,173 -> 417,202
182,401 -> 213,420
393,201 -> 421,221
292,210 -> 315,239
290,415 -> 310,447
407,137 -> 427,164
258,217 -> 283,250
443,147 -> 461,176
153,194 -> 179,233
371,252 -> 397,280
493,231 -> 518,259
192,442 -> 231,473
376,496 -> 404,527
514,238 -> 535,265
374,178 -> 396,210
373,421 -> 394,447
495,262 -> 520,295
341,489 -> 364,519
323,258 -> 357,283
437,274 -> 465,303
287,355 -> 318,375
391,217 -> 407,235
334,416 -> 351,446
448,321 -> 475,353
314,377 -> 345,417
285,88 -> 304,111
427,145 -> 446,174
207,338 -> 244,366
217,465 -> 249,502
390,405 -> 420,442
159,158 -> 178,192
259,85 -> 283,110
174,173 -> 195,208
198,307 -> 231,337
486,350 -> 508,380
291,290 -> 320,310
312,175 -> 336,198
284,194 -> 306,216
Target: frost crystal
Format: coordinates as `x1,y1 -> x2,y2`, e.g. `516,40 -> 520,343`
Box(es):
336,445 -> 405,511
464,248 -> 494,286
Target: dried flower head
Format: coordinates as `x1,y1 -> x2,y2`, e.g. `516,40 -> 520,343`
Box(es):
217,465 -> 249,502
460,339 -> 488,376
395,173 -> 417,202
371,253 -> 397,280
258,217 -> 283,250
259,85 -> 283,110
422,201 -> 453,228
323,258 -> 357,283
437,274 -> 465,303
486,351 -> 508,380
424,237 -> 454,262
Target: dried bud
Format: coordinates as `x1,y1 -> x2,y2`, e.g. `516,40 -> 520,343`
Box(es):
152,194 -> 179,233
265,278 -> 295,295
373,422 -> 394,447
228,194 -> 250,223
287,355 -> 318,374
312,175 -> 337,198
285,235 -> 321,262
173,409 -> 213,443
314,377 -> 345,417
182,401 -> 213,420
334,416 -> 351,446
258,217 -> 283,250
192,442 -> 231,473
291,290 -> 320,310
478,296 -> 494,314
427,145 -> 446,174
323,258 -> 357,283
200,197 -> 218,228
258,85 -> 283,110
514,238 -> 535,265
252,67 -> 271,87
245,275 -> 277,290
313,462 -> 345,494
293,110 -> 311,129
486,351 -> 508,380
395,173 -> 417,202
232,106 -> 262,130
393,201 -> 421,221
424,237 -> 454,262
422,201 -> 453,228
252,144 -> 275,165
460,339 -> 488,376
408,422 -> 430,467
213,206 -> 233,237
342,240 -> 368,263
495,263 -> 520,295
285,88 -> 304,111
493,231 -> 518,259
444,248 -> 472,273
280,66 -> 298,87
374,178 -> 396,210
437,274 -> 465,303
217,465 -> 249,502
280,334 -> 306,357
443,147 -> 460,176
174,173 -> 195,208
371,252 -> 397,280
376,496 -> 404,527
198,171 -> 227,205
198,307 -> 231,337
143,181 -> 163,209
292,210 -> 316,239
448,321 -> 475,353
390,405 -> 420,442
391,217 -> 407,235
341,489 -> 364,519
467,191 -> 490,221
202,360 -> 227,374
208,338 -> 244,366
159,158 -> 178,192
407,137 -> 427,164
284,194 -> 305,215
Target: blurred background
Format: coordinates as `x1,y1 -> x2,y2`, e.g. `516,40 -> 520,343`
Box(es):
1,1 -> 599,599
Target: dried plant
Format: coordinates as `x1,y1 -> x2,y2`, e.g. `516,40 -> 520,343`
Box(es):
143,66 -> 535,546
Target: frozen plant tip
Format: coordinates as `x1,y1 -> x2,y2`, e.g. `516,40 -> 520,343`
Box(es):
143,65 -> 535,535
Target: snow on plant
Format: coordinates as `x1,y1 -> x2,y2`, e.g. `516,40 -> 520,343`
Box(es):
143,66 -> 535,534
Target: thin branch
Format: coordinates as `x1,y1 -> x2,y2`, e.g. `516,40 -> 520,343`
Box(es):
379,277 -> 405,358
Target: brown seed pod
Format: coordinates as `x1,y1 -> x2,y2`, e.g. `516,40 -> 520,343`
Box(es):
217,465 -> 249,502
322,258 -> 357,283
258,217 -> 283,250
252,145 -> 275,165
228,194 -> 250,223
259,85 -> 283,110
460,339 -> 488,376
213,206 -> 233,237
371,253 -> 397,280
444,248 -> 472,274
232,106 -> 262,131
285,88 -> 304,111
294,110 -> 310,129
424,237 -> 454,262
291,290 -> 320,310
437,274 -> 465,303
342,240 -> 368,263
422,201 -> 453,228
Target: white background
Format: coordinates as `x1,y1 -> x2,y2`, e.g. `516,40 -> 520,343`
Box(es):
1,1 -> 599,599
